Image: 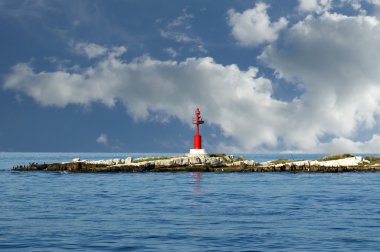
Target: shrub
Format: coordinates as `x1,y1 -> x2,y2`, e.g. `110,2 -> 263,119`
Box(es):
269,159 -> 291,164
318,154 -> 353,161
364,156 -> 380,165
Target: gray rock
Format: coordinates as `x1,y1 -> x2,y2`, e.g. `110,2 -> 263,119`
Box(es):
113,158 -> 121,165
231,161 -> 244,166
189,156 -> 201,164
155,159 -> 174,166
243,160 -> 255,166
209,157 -> 222,166
125,157 -> 132,164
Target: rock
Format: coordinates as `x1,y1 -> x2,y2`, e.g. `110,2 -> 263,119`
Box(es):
181,157 -> 190,165
155,159 -> 173,166
243,160 -> 255,166
189,156 -> 201,165
172,158 -> 183,166
112,158 -> 121,165
231,161 -> 244,166
316,156 -> 363,167
176,158 -> 185,165
125,157 -> 132,164
207,157 -> 223,166
86,159 -> 114,165
15,153 -> 377,173
199,155 -> 207,163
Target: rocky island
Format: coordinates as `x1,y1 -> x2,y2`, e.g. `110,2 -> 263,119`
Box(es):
12,153 -> 380,173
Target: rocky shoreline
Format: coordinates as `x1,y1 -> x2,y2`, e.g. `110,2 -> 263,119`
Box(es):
12,153 -> 380,173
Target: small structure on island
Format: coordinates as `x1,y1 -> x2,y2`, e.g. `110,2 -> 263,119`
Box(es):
189,107 -> 207,155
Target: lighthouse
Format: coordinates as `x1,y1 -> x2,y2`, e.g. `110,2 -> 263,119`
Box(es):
189,107 -> 207,155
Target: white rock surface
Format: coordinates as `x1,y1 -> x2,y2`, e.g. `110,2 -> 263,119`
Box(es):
85,159 -> 114,165
125,157 -> 132,164
82,154 -> 256,167
264,156 -> 364,167
66,154 -> 367,168
112,158 -> 121,165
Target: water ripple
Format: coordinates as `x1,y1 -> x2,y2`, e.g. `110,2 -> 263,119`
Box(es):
1,153 -> 380,251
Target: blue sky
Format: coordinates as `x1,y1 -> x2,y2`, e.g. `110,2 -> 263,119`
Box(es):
2,0 -> 380,153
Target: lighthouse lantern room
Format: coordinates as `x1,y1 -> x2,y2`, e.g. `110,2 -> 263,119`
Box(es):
189,107 -> 207,155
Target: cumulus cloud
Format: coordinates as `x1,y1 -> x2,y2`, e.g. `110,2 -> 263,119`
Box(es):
227,2 -> 288,46
346,0 -> 362,11
4,44 -> 286,151
96,133 -> 108,145
259,11 -> 380,151
314,135 -> 380,153
367,0 -> 380,6
6,5 -> 380,154
298,0 -> 331,13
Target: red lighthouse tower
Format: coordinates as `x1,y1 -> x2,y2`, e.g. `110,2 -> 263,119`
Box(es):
193,107 -> 204,149
190,107 -> 206,155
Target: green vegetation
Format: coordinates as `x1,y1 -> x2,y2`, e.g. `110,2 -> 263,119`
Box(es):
210,153 -> 233,163
317,154 -> 353,161
209,153 -> 245,163
269,159 -> 291,165
364,156 -> 380,165
132,156 -> 172,163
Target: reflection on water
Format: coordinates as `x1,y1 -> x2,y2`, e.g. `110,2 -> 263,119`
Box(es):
2,153 -> 380,251
192,172 -> 203,196
191,172 -> 206,238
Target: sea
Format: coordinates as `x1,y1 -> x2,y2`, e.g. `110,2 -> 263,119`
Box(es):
1,152 -> 380,251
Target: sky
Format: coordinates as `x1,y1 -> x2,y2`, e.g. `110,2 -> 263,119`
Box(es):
2,0 -> 380,153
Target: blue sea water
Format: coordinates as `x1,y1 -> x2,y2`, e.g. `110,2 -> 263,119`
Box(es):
1,152 -> 380,251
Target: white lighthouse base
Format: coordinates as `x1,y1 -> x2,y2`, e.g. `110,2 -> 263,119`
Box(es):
189,149 -> 207,155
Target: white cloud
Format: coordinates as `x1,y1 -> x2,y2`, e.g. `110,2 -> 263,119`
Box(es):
298,0 -> 318,11
163,47 -> 178,58
315,135 -> 380,153
72,42 -> 127,60
74,42 -> 108,59
227,2 -> 288,46
298,0 -> 331,13
367,0 -> 380,6
96,133 -> 108,145
160,10 -> 199,43
0,0 -> 56,19
348,0 -> 362,10
4,46 -> 286,151
160,30 -> 194,43
6,8 -> 380,155
4,2 -> 380,154
259,11 -> 380,152
167,10 -> 194,29
160,9 -> 206,54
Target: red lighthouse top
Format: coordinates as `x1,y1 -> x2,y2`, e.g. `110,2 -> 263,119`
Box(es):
192,107 -> 204,149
